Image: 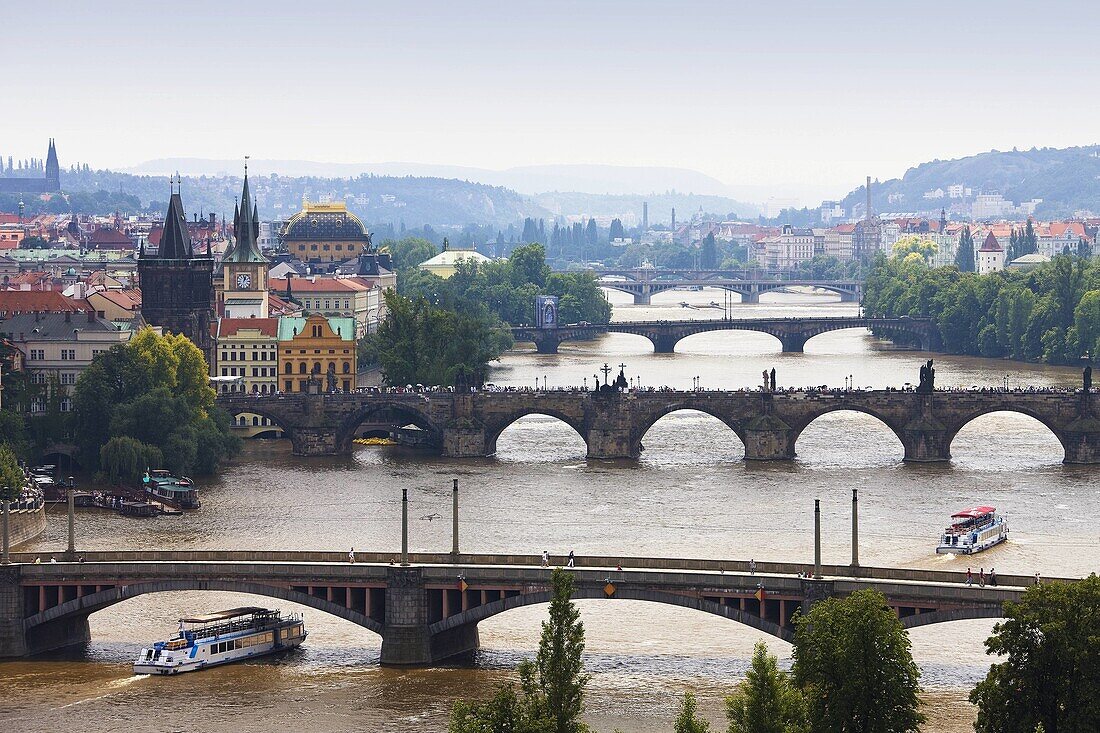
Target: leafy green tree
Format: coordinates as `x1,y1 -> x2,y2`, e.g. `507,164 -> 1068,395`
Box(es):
0,410 -> 29,460
970,575 -> 1100,733
726,642 -> 808,733
384,236 -> 437,272
450,568 -> 589,733
1074,290 -> 1100,358
675,692 -> 711,733
955,226 -> 975,272
891,235 -> 937,262
72,328 -> 238,474
792,589 -> 924,733
100,436 -> 163,484
0,444 -> 22,503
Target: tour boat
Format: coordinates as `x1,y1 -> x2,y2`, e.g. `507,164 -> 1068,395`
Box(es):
936,506 -> 1008,555
134,607 -> 306,675
143,469 -> 200,509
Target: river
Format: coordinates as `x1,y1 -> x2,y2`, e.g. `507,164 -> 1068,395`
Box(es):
4,289 -> 1096,732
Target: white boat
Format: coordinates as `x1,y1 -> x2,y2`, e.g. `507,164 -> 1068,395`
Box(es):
936,506 -> 1008,555
134,607 -> 306,675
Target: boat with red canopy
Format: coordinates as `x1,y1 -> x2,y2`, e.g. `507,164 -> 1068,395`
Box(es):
936,505 -> 1008,555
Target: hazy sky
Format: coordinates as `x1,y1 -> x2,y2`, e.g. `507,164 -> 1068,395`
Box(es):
6,1 -> 1100,202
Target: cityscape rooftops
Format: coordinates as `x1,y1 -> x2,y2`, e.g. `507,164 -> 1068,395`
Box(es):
218,317 -> 279,339
979,232 -> 1002,252
0,290 -> 88,317
276,315 -> 355,342
0,311 -> 122,340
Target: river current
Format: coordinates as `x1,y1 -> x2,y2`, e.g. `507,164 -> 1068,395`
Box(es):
4,289 -> 1096,732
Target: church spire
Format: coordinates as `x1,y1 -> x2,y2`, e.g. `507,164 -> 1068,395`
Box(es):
223,157 -> 267,264
157,176 -> 193,259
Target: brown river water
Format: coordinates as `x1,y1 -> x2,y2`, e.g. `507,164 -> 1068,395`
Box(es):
3,289 -> 1096,732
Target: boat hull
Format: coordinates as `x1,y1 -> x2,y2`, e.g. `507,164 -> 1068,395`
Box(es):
134,635 -> 305,675
936,534 -> 1007,555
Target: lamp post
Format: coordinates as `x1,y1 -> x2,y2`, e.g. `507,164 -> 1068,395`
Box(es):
1,495 -> 9,565
583,377 -> 588,391
66,476 -> 75,558
851,489 -> 859,568
401,488 -> 409,566
813,498 -> 822,579
451,479 -> 459,558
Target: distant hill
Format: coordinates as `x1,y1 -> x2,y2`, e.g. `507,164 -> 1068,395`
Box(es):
124,159 -> 736,197
841,145 -> 1100,218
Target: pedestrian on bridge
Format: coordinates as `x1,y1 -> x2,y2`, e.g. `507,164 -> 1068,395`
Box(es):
541,550 -> 549,568
567,550 -> 575,568
749,558 -> 756,575
965,568 -> 973,586
989,568 -> 997,586
348,548 -> 356,564
979,568 -> 985,587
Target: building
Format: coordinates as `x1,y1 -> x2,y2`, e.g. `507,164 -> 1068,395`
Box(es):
1008,253 -> 1051,270
977,231 -> 1005,274
0,140 -> 60,194
219,172 -> 271,319
137,187 -> 215,365
0,311 -> 133,412
282,201 -> 372,264
418,239 -> 492,278
755,225 -> 815,268
277,314 -> 356,393
270,275 -> 380,337
216,317 -> 280,402
0,291 -> 87,318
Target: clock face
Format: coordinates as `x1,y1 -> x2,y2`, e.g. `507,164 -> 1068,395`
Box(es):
236,273 -> 252,289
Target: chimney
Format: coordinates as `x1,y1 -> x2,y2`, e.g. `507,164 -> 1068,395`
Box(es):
87,310 -> 95,323
642,201 -> 649,231
866,176 -> 872,219
65,311 -> 71,323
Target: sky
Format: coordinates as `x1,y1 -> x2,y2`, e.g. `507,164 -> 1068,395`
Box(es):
5,0 -> 1100,204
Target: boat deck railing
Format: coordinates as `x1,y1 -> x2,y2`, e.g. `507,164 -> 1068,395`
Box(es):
186,612 -> 285,641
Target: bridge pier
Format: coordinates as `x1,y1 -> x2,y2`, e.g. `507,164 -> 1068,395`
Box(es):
289,428 -> 342,456
441,421 -> 492,458
739,290 -> 760,304
742,414 -> 795,460
776,333 -> 808,353
651,334 -> 678,354
1060,427 -> 1100,464
380,567 -> 480,665
532,335 -> 561,354
587,428 -> 639,459
632,291 -> 652,306
900,427 -> 951,462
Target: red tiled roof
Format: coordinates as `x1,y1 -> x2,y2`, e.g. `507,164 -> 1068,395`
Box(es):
90,228 -> 133,249
218,317 -> 279,338
269,276 -> 357,293
0,290 -> 87,315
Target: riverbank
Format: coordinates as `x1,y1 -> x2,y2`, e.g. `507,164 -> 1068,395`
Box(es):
7,503 -> 46,549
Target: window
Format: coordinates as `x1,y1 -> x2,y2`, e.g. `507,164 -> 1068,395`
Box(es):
312,325 -> 322,338
343,362 -> 350,374
61,349 -> 75,360
222,368 -> 228,377
285,379 -> 293,391
29,349 -> 44,361
60,398 -> 72,412
284,363 -> 291,374
60,372 -> 76,385
299,363 -> 306,374
323,300 -> 330,310
31,372 -> 47,384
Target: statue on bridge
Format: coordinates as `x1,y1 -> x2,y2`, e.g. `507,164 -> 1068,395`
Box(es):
917,359 -> 936,394
326,363 -> 338,393
1085,365 -> 1092,394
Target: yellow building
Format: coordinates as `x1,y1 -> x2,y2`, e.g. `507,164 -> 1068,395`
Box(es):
278,314 -> 356,393
282,201 -> 371,264
216,317 -> 283,438
418,239 -> 491,279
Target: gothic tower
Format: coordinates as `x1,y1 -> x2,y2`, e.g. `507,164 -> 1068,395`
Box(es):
45,139 -> 59,191
138,183 -> 215,365
220,168 -> 270,318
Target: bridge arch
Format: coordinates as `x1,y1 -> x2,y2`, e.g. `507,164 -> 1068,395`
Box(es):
337,402 -> 443,452
632,405 -> 746,459
223,404 -> 292,440
428,587 -> 794,643
484,409 -> 588,456
900,606 -> 1004,630
788,406 -> 908,461
944,407 -> 1069,464
23,579 -> 384,642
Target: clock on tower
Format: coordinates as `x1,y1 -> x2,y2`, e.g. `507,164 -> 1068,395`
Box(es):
236,272 -> 252,290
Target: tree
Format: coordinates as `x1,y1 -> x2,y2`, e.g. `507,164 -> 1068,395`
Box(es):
100,436 -> 163,484
726,642 -> 807,733
1075,290 -> 1100,358
970,575 -> 1100,733
0,444 -> 22,503
384,236 -> 437,272
674,692 -> 710,733
955,226 -> 975,272
792,589 -> 924,733
450,568 -> 589,733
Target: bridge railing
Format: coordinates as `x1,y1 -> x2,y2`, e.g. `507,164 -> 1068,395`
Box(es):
7,550 -> 1070,588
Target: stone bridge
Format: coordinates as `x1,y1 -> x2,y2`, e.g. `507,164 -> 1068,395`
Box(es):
595,276 -> 862,305
0,551 -> 1044,665
511,317 -> 938,354
214,389 -> 1100,463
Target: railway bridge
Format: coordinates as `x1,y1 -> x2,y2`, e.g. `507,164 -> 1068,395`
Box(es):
510,317 -> 938,354
596,277 -> 862,305
214,389 -> 1100,464
0,551 -> 1043,665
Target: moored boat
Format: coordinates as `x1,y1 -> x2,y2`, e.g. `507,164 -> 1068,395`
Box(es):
134,607 -> 306,675
936,506 -> 1008,555
143,469 -> 200,509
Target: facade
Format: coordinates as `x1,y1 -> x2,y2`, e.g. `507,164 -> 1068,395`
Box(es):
755,225 -> 815,268
0,140 -> 60,194
282,201 -> 372,264
216,318 -> 280,394
269,275 -> 381,337
977,231 -> 1005,274
418,241 -> 491,278
277,314 -> 356,393
137,190 -> 215,365
219,173 -> 271,319
0,311 -> 132,412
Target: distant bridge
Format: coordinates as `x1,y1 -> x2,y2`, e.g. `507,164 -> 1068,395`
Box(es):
511,317 -> 938,354
213,390 -> 1100,463
564,267 -> 863,305
0,551 -> 1045,665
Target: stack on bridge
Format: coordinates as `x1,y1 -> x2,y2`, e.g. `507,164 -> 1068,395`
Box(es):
0,551 -> 1037,665
511,316 -> 939,354
215,389 -> 1100,464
